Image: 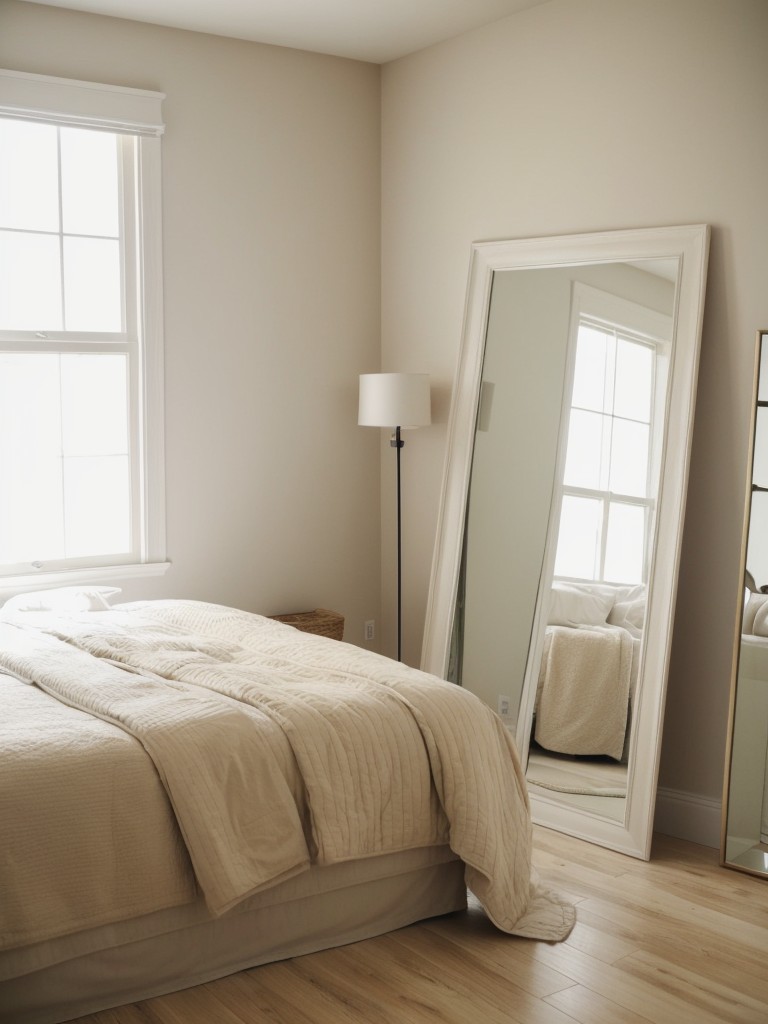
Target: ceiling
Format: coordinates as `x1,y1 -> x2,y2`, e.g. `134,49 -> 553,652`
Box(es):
19,0 -> 552,64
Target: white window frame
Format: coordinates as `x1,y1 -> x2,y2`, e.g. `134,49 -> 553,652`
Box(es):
0,69 -> 168,593
554,282 -> 672,586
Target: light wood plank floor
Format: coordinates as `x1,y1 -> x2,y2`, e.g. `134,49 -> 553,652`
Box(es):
74,827 -> 768,1024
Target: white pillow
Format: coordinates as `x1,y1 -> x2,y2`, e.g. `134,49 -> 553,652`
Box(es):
743,592 -> 768,634
608,584 -> 647,632
752,599 -> 768,638
3,586 -> 121,613
547,582 -> 614,628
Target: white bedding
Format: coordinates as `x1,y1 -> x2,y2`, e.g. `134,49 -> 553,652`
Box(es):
0,599 -> 574,961
535,623 -> 635,760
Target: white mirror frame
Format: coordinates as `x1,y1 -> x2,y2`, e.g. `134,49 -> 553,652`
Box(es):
422,224 -> 710,858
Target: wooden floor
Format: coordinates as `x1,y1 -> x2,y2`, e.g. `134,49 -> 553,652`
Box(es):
75,826 -> 768,1024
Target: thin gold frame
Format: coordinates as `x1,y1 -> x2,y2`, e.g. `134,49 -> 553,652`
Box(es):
721,329 -> 768,878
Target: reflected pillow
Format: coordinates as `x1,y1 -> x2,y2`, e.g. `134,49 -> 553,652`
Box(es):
751,597 -> 768,637
3,586 -> 121,613
548,582 -> 614,627
608,584 -> 647,632
743,592 -> 768,635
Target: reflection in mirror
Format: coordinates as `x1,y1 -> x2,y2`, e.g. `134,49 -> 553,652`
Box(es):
522,270 -> 674,826
722,330 -> 768,878
423,226 -> 710,859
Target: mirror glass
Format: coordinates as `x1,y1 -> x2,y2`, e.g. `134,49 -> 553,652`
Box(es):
423,226 -> 710,858
722,330 -> 768,878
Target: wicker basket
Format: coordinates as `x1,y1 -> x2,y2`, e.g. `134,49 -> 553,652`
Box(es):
270,608 -> 344,641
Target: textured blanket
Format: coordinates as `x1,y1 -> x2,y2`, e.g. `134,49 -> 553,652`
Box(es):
535,623 -> 633,759
0,600 -> 573,949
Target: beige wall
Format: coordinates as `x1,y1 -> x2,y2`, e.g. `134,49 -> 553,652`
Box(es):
381,0 -> 768,815
0,0 -> 383,647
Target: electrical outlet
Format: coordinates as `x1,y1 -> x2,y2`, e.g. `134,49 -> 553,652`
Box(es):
497,694 -> 511,717
365,620 -> 375,642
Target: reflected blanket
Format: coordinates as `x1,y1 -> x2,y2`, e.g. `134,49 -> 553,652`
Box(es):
536,623 -> 633,759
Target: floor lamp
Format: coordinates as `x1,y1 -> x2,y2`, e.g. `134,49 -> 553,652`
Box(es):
359,372 -> 431,662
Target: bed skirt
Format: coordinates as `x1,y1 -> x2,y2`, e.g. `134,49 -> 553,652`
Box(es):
1,847 -> 466,1024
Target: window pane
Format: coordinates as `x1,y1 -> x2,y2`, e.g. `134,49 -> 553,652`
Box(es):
0,354 -> 64,563
0,353 -> 132,566
61,128 -> 119,238
609,419 -> 650,497
614,338 -> 653,421
563,409 -> 608,490
554,495 -> 602,579
0,230 -> 62,330
604,502 -> 645,583
64,456 -> 131,557
572,326 -> 610,412
61,354 -> 128,456
0,120 -> 59,232
0,462 -> 64,564
63,236 -> 122,332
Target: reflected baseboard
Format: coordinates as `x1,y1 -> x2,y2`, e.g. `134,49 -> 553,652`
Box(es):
654,785 -> 721,849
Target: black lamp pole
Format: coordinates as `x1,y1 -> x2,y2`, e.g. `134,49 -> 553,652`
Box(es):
359,372 -> 430,664
391,425 -> 404,662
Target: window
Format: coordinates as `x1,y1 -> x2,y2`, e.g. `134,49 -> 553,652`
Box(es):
0,70 -> 167,587
553,284 -> 671,586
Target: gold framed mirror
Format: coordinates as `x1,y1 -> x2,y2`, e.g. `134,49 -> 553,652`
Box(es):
722,329 -> 768,878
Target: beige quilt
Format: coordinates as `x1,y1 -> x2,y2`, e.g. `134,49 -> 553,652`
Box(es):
0,600 -> 573,953
536,623 -> 633,759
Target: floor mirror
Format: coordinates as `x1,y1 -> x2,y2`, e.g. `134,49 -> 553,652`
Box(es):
423,225 -> 710,858
722,329 -> 768,878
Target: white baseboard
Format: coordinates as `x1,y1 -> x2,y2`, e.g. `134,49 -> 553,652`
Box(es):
654,786 -> 722,849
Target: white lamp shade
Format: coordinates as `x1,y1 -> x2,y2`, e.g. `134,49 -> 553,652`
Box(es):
358,373 -> 431,429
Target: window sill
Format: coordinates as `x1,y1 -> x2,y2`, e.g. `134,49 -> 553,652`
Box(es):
0,561 -> 171,599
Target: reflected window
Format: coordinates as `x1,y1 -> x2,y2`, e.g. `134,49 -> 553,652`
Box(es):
555,321 -> 656,584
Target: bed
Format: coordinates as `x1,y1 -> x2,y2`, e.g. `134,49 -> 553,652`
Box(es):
0,593 -> 574,1024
